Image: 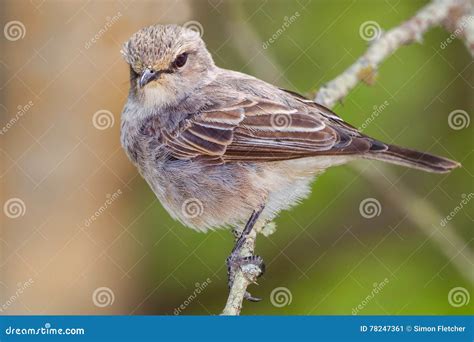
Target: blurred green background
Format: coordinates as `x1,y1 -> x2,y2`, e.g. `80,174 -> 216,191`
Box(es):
1,0 -> 472,316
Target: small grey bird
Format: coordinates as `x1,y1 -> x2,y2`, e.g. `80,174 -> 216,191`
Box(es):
120,24 -> 460,300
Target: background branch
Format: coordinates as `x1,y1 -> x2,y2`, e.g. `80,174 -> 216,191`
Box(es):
315,0 -> 473,108
222,0 -> 473,315
354,165 -> 474,285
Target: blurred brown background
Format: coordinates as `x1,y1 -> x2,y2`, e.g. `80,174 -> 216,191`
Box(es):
0,0 -> 472,315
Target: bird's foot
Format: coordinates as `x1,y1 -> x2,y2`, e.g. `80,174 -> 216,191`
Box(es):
226,254 -> 265,302
226,204 -> 266,302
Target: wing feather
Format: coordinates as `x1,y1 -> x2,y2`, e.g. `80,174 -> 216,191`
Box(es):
157,93 -> 379,164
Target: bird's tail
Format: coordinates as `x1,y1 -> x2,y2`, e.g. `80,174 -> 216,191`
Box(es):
365,143 -> 461,173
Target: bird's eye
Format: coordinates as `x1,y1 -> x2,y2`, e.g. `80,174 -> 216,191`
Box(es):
173,53 -> 188,68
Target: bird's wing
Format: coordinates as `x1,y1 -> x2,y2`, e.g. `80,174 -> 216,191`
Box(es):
160,94 -> 386,164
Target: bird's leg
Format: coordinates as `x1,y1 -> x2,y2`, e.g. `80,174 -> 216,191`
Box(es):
226,204 -> 266,302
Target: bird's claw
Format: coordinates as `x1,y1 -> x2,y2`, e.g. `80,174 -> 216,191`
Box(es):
244,291 -> 262,302
227,254 -> 265,302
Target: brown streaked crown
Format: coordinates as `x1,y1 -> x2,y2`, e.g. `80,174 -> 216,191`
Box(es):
121,24 -> 201,74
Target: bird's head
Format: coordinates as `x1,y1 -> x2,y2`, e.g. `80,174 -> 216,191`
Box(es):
121,24 -> 215,108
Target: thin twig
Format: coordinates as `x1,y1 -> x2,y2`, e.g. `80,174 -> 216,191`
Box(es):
441,0 -> 474,56
315,0 -> 472,108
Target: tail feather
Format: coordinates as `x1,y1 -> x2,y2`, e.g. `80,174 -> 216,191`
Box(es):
365,143 -> 461,173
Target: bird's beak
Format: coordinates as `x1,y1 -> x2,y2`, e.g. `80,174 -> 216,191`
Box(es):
139,68 -> 159,88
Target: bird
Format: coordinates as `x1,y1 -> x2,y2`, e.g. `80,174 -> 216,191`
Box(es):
120,24 -> 460,301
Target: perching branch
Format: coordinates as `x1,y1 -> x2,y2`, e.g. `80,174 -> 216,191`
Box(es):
222,0 -> 473,316
222,221 -> 272,315
222,225 -> 258,316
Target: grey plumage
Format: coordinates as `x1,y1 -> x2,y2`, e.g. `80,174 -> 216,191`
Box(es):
120,24 -> 460,233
